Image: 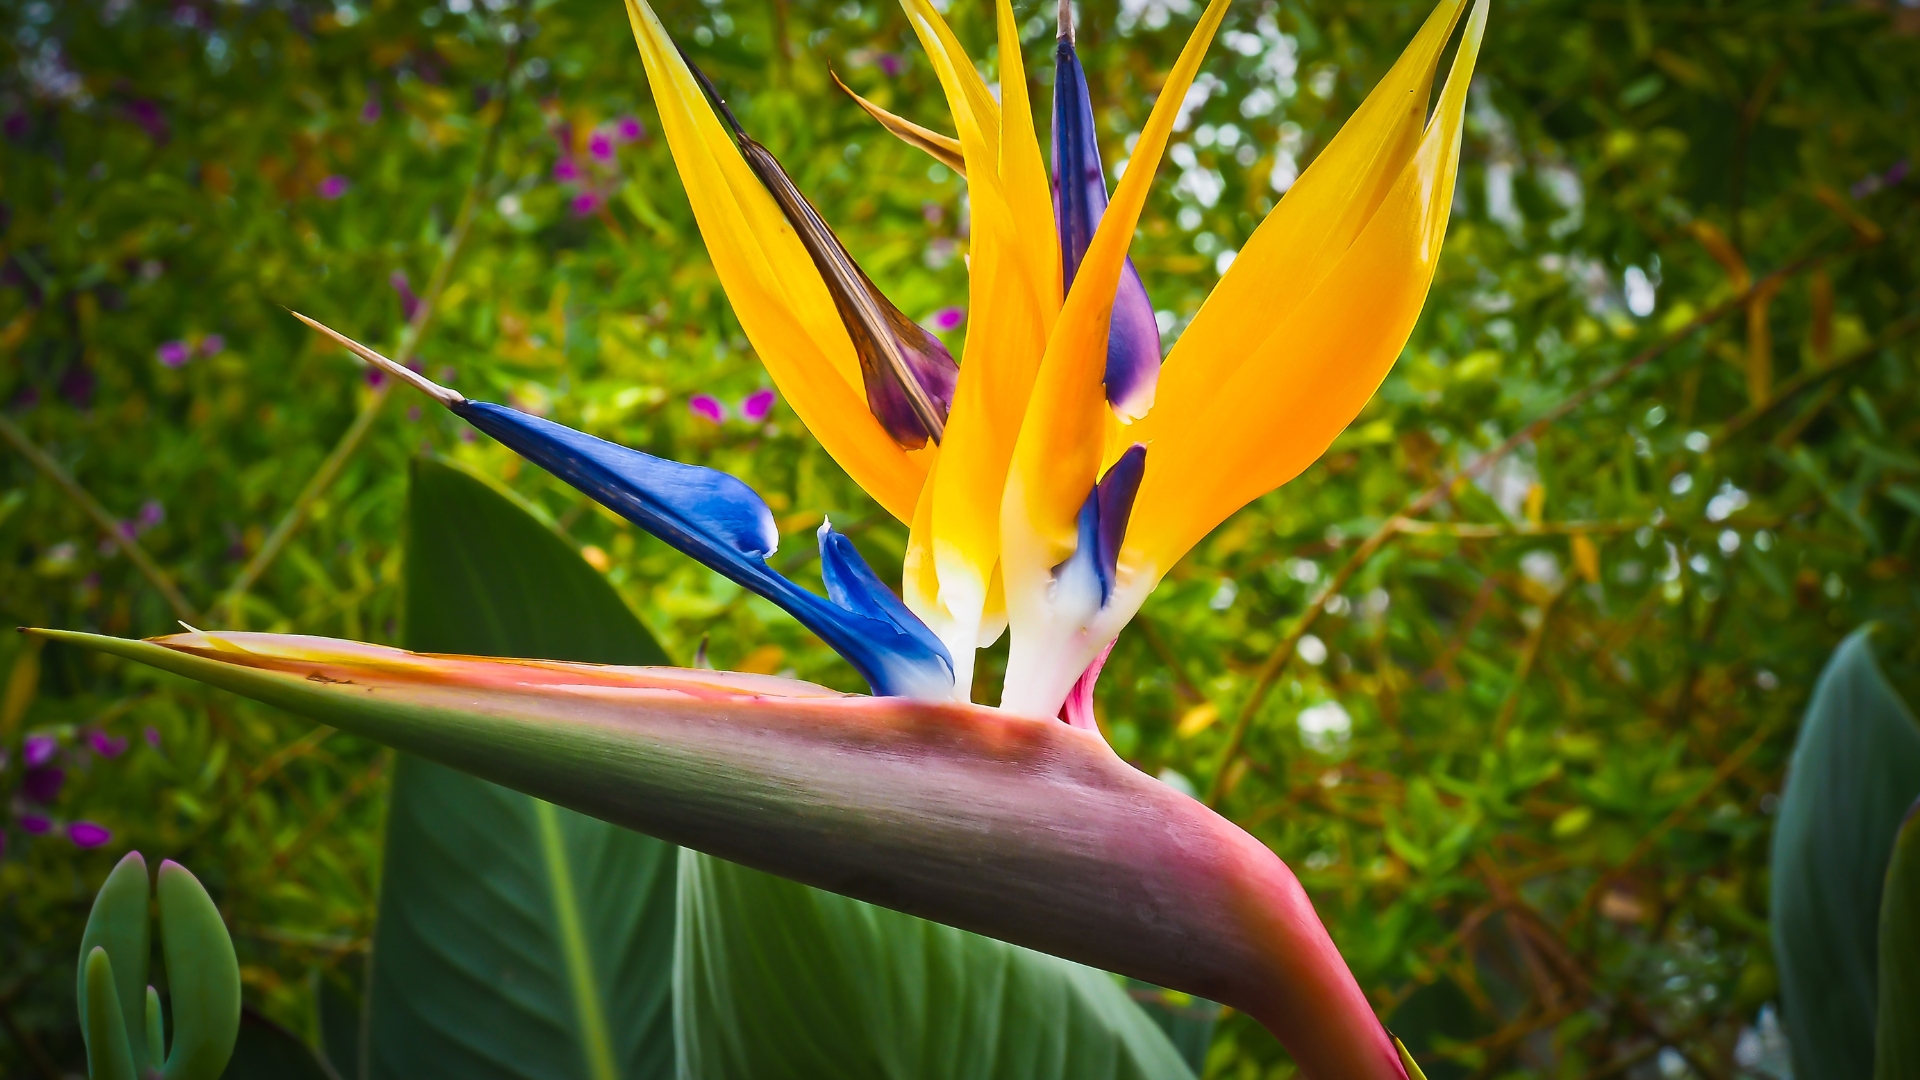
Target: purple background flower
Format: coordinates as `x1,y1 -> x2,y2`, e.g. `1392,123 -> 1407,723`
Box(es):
688,394 -> 727,424
199,334 -> 225,356
929,306 -> 966,332
89,731 -> 129,758
319,175 -> 349,199
24,734 -> 56,768
157,340 -> 191,367
68,821 -> 112,848
615,116 -> 645,142
22,764 -> 64,804
391,270 -> 423,322
740,389 -> 777,423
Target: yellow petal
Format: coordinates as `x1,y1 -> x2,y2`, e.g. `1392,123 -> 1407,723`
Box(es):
899,0 -> 1002,175
623,0 -> 928,522
1138,0 -> 1467,450
1127,0 -> 1488,575
1006,0 -> 1233,568
903,0 -> 1059,659
831,71 -> 968,176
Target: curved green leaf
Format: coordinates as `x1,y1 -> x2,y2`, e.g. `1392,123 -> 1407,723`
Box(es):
158,859 -> 241,1080
1878,797 -> 1920,1080
363,457 -> 677,1080
80,851 -> 152,1072
85,948 -> 139,1080
675,851 -> 1195,1080
1772,628 -> 1920,1080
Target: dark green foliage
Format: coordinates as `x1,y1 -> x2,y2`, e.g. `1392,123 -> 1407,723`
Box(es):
224,1009 -> 335,1080
377,457 -> 677,1079
1772,630 -> 1920,1080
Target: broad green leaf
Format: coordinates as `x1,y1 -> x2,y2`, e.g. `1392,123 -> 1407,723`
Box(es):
1878,797 -> 1920,1080
1772,628 -> 1920,1080
674,851 -> 1196,1080
364,457 -> 677,1080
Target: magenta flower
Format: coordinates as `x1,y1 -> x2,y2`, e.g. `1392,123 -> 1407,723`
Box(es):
319,175 -> 349,199
24,733 -> 56,768
615,116 -> 646,142
367,367 -> 388,389
156,340 -> 191,368
137,499 -> 165,531
877,53 -> 905,77
390,270 -> 423,322
589,130 -> 616,162
570,191 -> 603,217
740,388 -> 777,423
68,820 -> 112,847
20,813 -> 51,835
553,157 -> 582,183
199,334 -> 225,357
89,731 -> 129,758
145,726 -> 163,748
688,394 -> 727,423
361,93 -> 382,124
929,306 -> 965,332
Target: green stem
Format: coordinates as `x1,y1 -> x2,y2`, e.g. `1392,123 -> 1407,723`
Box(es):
0,414 -> 198,624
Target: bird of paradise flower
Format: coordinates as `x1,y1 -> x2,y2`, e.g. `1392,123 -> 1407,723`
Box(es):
39,0 -> 1486,1075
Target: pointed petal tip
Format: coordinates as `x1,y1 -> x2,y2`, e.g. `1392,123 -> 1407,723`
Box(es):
288,310 -> 463,407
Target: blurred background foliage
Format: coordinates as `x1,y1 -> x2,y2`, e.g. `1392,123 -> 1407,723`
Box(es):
3,0 -> 1919,1075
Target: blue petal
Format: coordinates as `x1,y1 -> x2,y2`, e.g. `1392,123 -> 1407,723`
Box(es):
1054,444 -> 1148,607
818,522 -> 956,700
451,401 -> 953,699
1053,37 -> 1162,419
1093,444 -> 1147,598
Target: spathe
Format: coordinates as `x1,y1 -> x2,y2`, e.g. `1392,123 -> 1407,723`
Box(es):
34,628 -> 1412,1080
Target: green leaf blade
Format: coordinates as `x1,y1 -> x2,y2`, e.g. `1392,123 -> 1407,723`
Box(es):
1878,798 -> 1920,1080
1772,628 -> 1920,1080
674,851 -> 1196,1080
364,457 -> 677,1080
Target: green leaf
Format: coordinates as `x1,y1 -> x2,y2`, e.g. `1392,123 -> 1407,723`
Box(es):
79,851 -> 152,1073
1772,628 -> 1920,1080
84,948 -> 139,1080
674,850 -> 1196,1080
157,859 -> 241,1080
1878,797 -> 1920,1080
364,458 -> 677,1080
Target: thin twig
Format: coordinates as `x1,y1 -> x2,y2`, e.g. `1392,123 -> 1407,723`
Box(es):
1711,310 -> 1920,447
216,23 -> 528,625
0,413 -> 198,623
1204,238 -> 1854,804
1491,586 -> 1566,740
